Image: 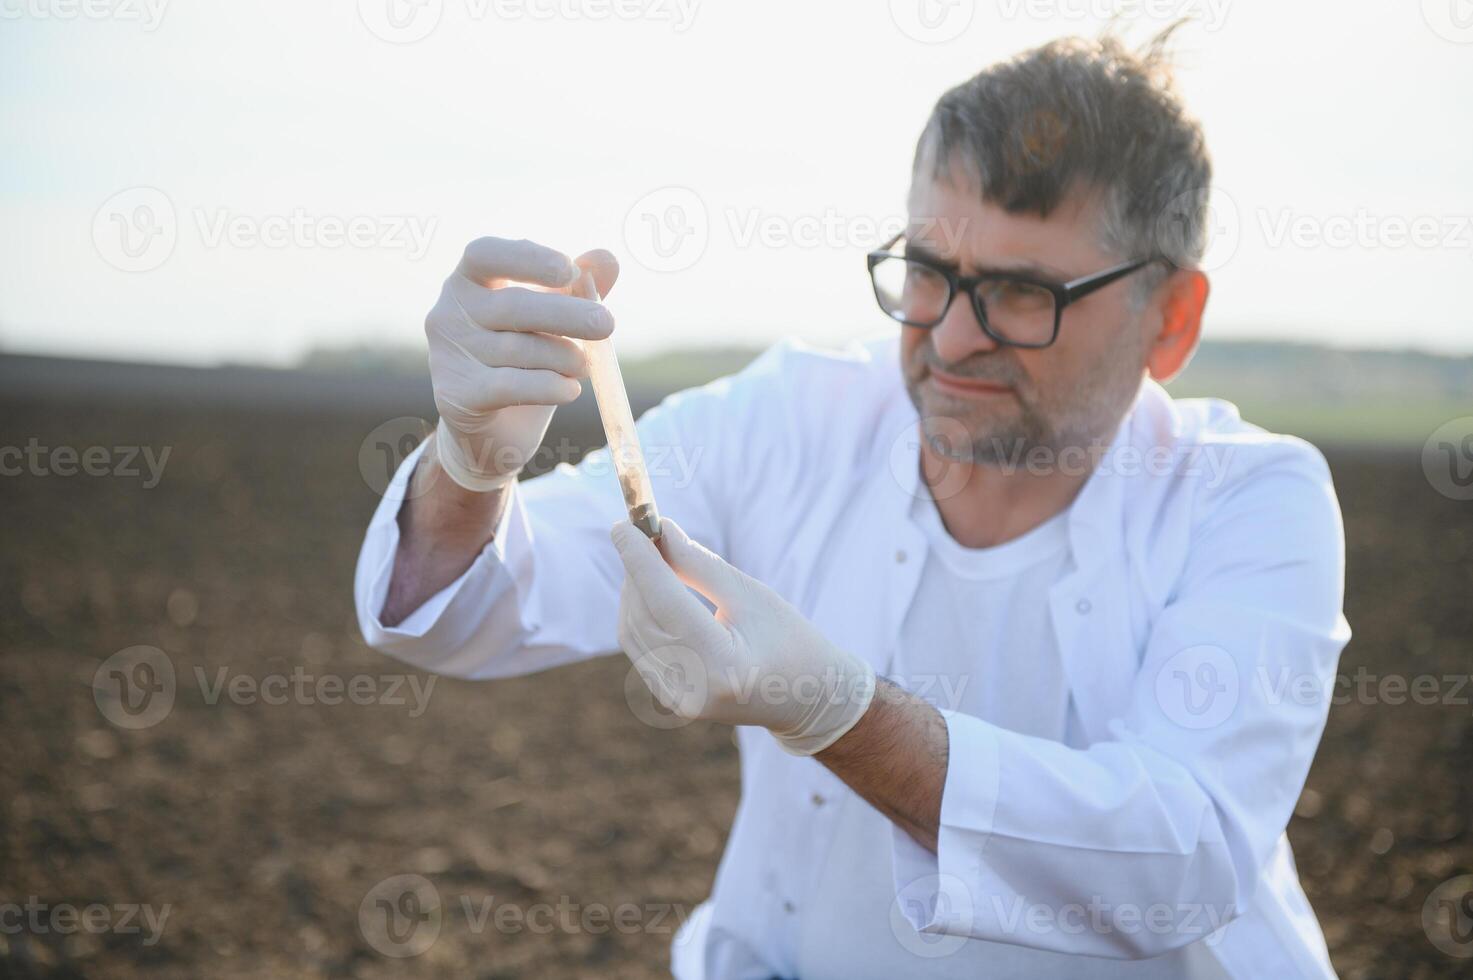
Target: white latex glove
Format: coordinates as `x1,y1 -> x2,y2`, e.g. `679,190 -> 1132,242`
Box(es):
426,237 -> 618,491
610,517 -> 876,756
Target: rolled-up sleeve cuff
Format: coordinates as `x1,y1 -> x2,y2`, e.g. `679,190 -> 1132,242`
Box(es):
890,709 -> 1001,938
354,442 -> 536,662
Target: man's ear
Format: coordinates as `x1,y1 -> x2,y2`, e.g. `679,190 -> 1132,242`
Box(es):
1146,269 -> 1209,383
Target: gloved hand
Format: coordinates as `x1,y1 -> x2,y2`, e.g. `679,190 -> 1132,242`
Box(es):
426,237 -> 619,492
611,517 -> 876,755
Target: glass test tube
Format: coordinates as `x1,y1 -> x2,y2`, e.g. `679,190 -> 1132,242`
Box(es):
575,272 -> 662,540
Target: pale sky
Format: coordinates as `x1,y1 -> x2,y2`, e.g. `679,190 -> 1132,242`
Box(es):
2,0 -> 1470,366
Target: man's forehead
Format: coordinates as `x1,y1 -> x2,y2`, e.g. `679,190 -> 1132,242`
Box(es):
904,174 -> 1108,260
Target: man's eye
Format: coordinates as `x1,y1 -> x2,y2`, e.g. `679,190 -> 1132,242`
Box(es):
905,266 -> 947,291
986,281 -> 1051,309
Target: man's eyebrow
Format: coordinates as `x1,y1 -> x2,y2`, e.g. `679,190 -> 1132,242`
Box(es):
902,240 -> 1071,281
901,240 -> 951,266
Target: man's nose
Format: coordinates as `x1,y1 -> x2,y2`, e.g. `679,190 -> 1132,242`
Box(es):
930,292 -> 1000,365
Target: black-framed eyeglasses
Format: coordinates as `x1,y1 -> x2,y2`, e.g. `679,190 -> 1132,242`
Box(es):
866,231 -> 1173,349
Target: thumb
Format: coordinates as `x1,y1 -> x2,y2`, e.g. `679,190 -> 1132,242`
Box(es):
610,519 -> 719,640
574,249 -> 619,299
649,517 -> 751,613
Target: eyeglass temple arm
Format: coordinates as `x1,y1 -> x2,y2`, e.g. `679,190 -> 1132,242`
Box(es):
1061,256 -> 1176,303
872,230 -> 904,254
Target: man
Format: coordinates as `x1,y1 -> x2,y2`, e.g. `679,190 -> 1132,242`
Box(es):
355,33 -> 1349,978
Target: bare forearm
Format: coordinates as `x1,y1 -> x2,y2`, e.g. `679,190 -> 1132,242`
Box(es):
816,677 -> 949,852
380,435 -> 510,627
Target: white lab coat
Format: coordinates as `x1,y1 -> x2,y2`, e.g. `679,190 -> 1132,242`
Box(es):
355,332 -> 1349,978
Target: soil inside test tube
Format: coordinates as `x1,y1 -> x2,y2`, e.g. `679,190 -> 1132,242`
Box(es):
628,499 -> 661,541
573,270 -> 662,543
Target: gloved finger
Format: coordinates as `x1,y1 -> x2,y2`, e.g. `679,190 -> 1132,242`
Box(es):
448,328 -> 588,378
571,268 -> 596,302
649,517 -> 753,616
456,236 -> 577,289
573,250 -> 620,300
448,281 -> 614,341
440,365 -> 582,413
617,573 -> 679,661
618,574 -> 717,720
611,520 -> 726,648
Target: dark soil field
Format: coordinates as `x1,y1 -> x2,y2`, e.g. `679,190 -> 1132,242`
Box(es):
1,359 -> 1469,979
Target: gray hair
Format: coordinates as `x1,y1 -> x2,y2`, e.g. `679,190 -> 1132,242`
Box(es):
912,28 -> 1212,299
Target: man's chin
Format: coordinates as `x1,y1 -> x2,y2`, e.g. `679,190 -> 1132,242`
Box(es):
916,411 -> 1029,465
905,380 -> 1034,458
919,391 -> 1016,430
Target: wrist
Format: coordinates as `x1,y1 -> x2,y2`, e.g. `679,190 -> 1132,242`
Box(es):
411,442 -> 512,540
382,446 -> 510,628
433,418 -> 520,493
772,652 -> 877,757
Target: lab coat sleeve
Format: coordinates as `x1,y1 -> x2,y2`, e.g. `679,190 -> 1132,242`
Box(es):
889,442 -> 1351,959
353,341 -> 802,680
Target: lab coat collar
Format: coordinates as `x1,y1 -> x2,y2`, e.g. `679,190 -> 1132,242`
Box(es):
875,379 -> 1158,741
878,379 -> 1146,571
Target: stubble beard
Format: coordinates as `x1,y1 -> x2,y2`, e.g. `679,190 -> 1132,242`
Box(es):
902,336 -> 1146,471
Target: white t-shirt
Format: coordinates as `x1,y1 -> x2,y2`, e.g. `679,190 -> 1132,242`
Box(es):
794,488 -> 1227,979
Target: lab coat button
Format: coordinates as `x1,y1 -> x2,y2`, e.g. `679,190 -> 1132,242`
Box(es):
1075,598 -> 1092,614
895,550 -> 907,563
810,792 -> 826,807
783,900 -> 796,914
